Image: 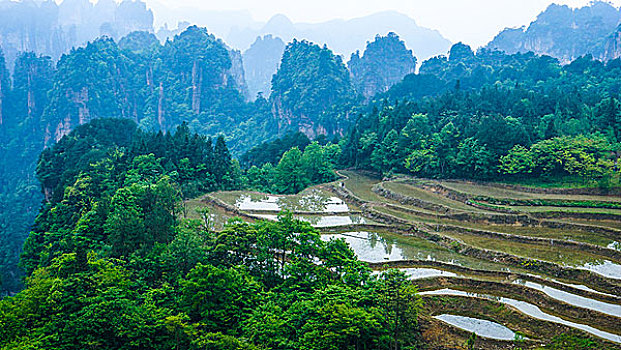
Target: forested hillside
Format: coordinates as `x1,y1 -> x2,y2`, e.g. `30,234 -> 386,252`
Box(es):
1,25 -> 372,292
349,33 -> 416,99
0,117 -> 423,350
341,43 -> 621,185
270,39 -> 358,138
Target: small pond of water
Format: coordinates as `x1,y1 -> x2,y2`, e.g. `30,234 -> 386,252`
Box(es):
421,289 -> 621,343
434,314 -> 522,341
236,191 -> 350,213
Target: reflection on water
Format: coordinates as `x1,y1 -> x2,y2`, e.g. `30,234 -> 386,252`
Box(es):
421,289 -> 621,343
320,232 -> 509,271
255,215 -> 366,228
434,314 -> 521,341
301,215 -> 365,227
321,231 -> 408,263
237,195 -> 280,211
576,260 -> 621,280
548,279 -> 618,299
513,280 -> 621,317
235,190 -> 350,213
401,268 -> 458,280
371,268 -> 458,280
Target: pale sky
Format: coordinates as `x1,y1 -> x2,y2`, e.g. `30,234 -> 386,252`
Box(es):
144,0 -> 621,48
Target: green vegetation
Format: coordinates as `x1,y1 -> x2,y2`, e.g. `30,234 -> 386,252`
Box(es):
349,33 -> 416,98
2,13 -> 621,349
271,39 -> 357,134
246,141 -> 341,194
340,44 -> 621,188
0,118 -> 427,350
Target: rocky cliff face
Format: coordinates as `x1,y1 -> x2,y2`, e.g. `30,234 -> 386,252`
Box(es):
0,0 -> 154,70
348,32 -> 416,99
10,53 -> 55,136
228,49 -> 250,100
242,35 -> 285,100
487,2 -> 621,62
270,39 -> 356,138
598,25 -> 621,61
35,26 -> 255,141
40,37 -> 146,143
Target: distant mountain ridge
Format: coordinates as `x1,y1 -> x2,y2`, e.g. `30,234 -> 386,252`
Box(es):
226,11 -> 451,61
487,1 -> 621,62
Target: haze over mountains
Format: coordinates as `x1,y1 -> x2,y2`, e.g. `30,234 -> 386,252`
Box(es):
5,0 -> 621,73
487,1 -> 621,62
0,0 -> 153,67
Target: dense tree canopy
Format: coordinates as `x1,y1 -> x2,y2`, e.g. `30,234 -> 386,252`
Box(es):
0,118 -> 424,348
340,44 -> 621,185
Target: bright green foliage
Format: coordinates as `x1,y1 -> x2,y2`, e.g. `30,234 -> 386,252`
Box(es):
1,195 -> 422,350
374,270 -> 423,350
0,254 -> 182,350
371,129 -> 401,174
500,136 -> 618,185
105,186 -> 146,257
1,116 -> 425,349
499,145 -> 534,175
241,132 -> 311,168
274,147 -> 309,194
302,142 -> 339,184
20,118 -> 239,275
248,142 -> 340,194
341,46 -> 621,184
181,264 -> 261,333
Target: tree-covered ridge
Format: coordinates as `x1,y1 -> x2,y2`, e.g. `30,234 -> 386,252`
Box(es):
21,118 -> 240,275
341,46 -> 621,184
39,26 -> 260,147
349,32 -> 416,99
270,39 -> 357,137
42,37 -> 145,143
118,30 -> 160,55
1,118 -> 423,350
240,131 -> 312,168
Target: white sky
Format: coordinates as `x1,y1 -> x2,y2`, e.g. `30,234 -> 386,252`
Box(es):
143,0 -> 621,48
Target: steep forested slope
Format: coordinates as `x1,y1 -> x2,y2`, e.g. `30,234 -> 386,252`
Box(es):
270,39 -> 357,138
348,32 -> 416,99
1,118 -> 422,350
0,27 -> 364,292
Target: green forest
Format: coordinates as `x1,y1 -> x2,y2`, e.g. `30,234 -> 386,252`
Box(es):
0,18 -> 620,350
1,119 -> 423,350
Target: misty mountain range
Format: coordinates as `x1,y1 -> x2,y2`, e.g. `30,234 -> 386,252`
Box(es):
488,1 -> 621,63
3,0 -> 621,99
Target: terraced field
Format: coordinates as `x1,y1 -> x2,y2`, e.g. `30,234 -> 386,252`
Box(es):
188,170 -> 621,349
